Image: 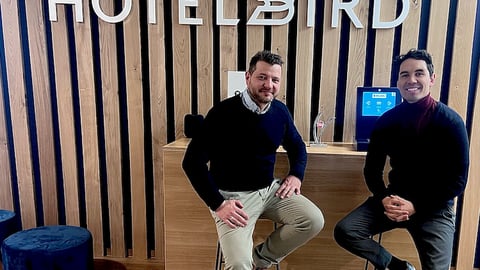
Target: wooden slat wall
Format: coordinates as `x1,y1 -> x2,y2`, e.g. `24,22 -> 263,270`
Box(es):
124,0 -> 148,259
0,0 -> 479,268
457,59 -> 480,270
197,0 -> 214,114
0,41 -> 13,211
97,0 -> 125,258
172,0 -> 190,139
219,2 -> 237,101
1,0 -> 36,229
148,0 -> 167,261
426,0 -> 450,100
51,3 -> 81,226
24,1 -> 58,226
294,0 -> 314,139
247,0 -> 264,69
343,1 -> 369,142
73,1 -> 104,257
372,2 -> 395,87
449,0 -> 477,119
399,1 -> 420,56
318,0 -> 340,142
270,10 -> 288,103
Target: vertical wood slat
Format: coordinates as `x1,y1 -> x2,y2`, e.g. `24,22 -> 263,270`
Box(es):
270,22 -> 288,103
0,0 -> 13,210
73,1 -> 103,257
149,0 -> 168,262
318,0 -> 340,142
426,1 -> 450,100
343,1 -> 370,143
1,0 -> 37,229
246,0 -> 264,67
98,0 -> 125,257
24,0 -> 58,226
219,3 -> 237,101
453,1 -> 480,268
51,5 -> 80,226
372,2 -> 396,87
123,0 -> 147,259
172,0 -> 191,139
0,52 -> 14,211
196,0 -> 214,115
447,0 -> 477,119
399,0 -> 420,55
293,1 -> 314,140
456,66 -> 480,269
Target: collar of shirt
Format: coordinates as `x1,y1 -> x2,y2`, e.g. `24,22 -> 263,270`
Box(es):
240,89 -> 271,115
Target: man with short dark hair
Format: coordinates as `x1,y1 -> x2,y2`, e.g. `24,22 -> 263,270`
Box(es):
183,50 -> 324,270
334,49 -> 470,270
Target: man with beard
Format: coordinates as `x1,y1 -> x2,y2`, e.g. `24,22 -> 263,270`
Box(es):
183,50 -> 324,270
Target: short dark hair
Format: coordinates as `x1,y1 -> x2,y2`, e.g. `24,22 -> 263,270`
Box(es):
395,49 -> 434,76
248,50 -> 284,73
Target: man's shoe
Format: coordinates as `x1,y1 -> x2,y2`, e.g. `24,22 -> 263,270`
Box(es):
405,262 -> 416,270
387,261 -> 416,270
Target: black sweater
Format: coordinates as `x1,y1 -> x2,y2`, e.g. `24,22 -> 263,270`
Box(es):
364,101 -> 470,214
182,95 -> 307,210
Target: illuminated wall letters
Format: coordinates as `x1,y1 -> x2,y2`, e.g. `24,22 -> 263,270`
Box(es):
49,0 -> 83,22
48,0 -> 409,29
247,0 -> 295,26
91,0 -> 132,23
331,0 -> 410,28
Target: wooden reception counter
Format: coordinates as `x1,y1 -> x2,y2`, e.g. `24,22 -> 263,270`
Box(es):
162,138 -> 420,269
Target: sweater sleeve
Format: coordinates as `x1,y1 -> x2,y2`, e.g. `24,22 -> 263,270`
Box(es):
281,107 -> 307,180
440,116 -> 470,199
363,123 -> 389,200
414,109 -> 470,213
182,116 -> 225,211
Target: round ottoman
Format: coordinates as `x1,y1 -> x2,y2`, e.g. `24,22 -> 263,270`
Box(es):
0,210 -> 20,262
1,225 -> 93,270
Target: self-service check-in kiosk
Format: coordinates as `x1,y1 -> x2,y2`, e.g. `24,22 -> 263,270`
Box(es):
355,87 -> 402,151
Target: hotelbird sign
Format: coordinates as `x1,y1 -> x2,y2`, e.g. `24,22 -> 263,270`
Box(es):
49,0 -> 410,29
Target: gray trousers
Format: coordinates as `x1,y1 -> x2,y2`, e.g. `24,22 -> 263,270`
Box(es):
212,180 -> 324,270
334,196 -> 456,270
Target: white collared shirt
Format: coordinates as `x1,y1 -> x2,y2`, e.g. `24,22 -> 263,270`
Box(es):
240,89 -> 271,115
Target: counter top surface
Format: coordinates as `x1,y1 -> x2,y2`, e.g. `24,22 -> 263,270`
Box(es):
163,137 -> 366,156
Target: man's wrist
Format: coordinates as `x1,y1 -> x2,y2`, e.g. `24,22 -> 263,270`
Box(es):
214,200 -> 227,212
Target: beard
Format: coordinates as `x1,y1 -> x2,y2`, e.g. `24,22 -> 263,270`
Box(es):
252,90 -> 275,104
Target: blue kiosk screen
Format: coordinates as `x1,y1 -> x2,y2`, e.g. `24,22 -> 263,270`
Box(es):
362,91 -> 398,117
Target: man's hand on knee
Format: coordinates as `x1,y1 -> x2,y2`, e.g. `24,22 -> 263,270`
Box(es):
216,200 -> 249,228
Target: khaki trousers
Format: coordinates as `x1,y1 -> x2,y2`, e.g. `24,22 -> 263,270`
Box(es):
212,180 -> 324,270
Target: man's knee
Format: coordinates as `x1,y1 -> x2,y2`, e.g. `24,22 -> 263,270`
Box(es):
225,255 -> 253,270
299,207 -> 324,237
333,219 -> 350,245
310,209 -> 325,234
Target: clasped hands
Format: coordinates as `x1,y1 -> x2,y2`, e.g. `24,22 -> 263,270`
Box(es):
382,195 -> 416,222
216,176 -> 302,228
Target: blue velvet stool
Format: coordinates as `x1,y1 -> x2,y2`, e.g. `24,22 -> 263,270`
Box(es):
0,210 -> 20,262
1,225 -> 93,270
